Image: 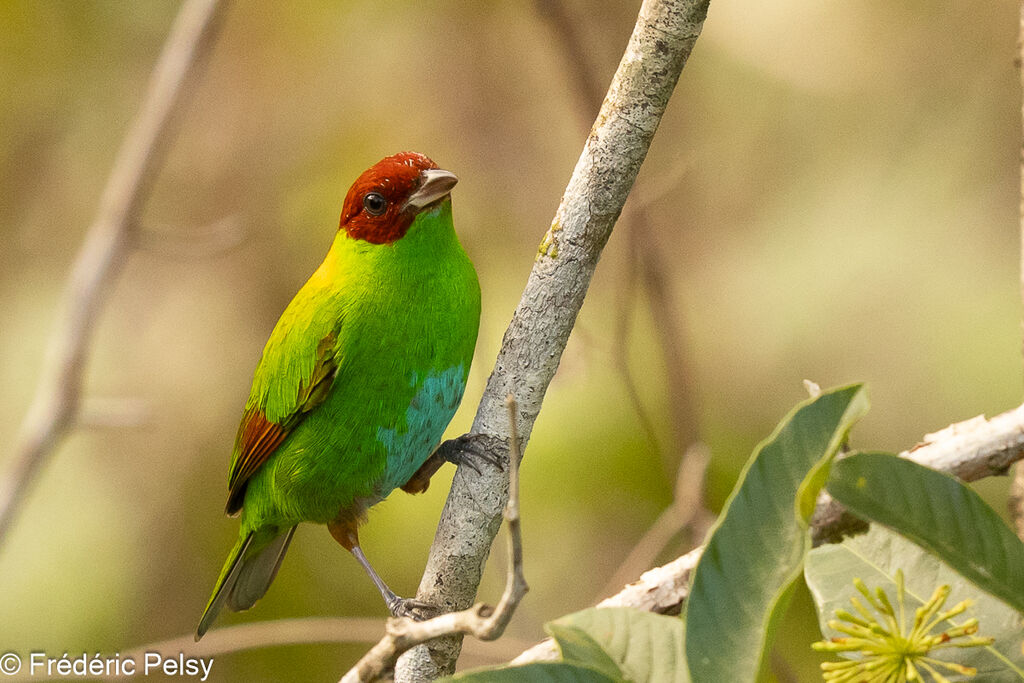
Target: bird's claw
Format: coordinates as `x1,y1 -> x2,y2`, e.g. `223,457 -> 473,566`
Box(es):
437,433 -> 506,474
387,596 -> 439,621
401,434 -> 506,494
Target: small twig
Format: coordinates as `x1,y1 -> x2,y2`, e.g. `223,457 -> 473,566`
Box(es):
803,379 -> 822,398
512,401 -> 1024,665
598,443 -> 709,597
340,396 -> 528,683
0,0 -> 228,549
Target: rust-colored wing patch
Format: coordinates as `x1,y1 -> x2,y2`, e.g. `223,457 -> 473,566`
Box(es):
224,332 -> 340,516
226,410 -> 288,515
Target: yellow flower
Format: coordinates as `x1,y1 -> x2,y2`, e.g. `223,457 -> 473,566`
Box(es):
812,570 -> 994,682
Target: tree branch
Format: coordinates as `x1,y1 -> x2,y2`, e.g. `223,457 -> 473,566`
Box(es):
812,403 -> 1024,544
512,400 -> 1024,664
513,548 -> 701,665
0,0 -> 228,548
393,1 -> 710,679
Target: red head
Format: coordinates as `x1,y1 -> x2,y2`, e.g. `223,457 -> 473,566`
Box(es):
339,151 -> 458,244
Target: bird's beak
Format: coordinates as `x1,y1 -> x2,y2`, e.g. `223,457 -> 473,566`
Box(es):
402,169 -> 459,213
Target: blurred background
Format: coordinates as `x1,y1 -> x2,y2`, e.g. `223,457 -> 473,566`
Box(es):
1,1 -> 1020,681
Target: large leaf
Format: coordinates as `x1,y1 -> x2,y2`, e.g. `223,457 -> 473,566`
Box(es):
446,662 -> 620,682
806,525 -> 1024,681
548,608 -> 688,683
827,451 -> 1024,614
685,384 -> 869,683
446,608 -> 688,683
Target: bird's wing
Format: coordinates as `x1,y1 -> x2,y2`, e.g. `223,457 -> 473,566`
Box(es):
225,329 -> 340,515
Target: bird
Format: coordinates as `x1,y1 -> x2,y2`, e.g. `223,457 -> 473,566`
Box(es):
196,151 -> 484,641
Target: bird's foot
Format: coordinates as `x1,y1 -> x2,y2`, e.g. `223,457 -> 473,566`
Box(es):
387,595 -> 439,621
435,432 -> 506,475
401,433 -> 505,494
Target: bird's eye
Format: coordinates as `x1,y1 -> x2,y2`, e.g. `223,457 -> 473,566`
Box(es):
363,192 -> 387,216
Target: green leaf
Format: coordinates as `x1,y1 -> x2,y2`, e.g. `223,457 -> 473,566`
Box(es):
806,525 -> 1024,681
546,623 -> 623,681
827,451 -> 1024,614
446,608 -> 688,683
445,661 -> 620,683
684,384 -> 869,683
548,607 -> 688,683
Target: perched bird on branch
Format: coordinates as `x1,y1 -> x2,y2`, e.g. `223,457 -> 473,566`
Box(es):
197,152 -> 485,640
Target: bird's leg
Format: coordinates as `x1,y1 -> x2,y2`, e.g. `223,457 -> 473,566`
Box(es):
327,517 -> 436,620
401,433 -> 506,494
400,453 -> 444,494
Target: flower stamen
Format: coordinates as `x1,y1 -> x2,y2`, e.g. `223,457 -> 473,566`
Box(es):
811,570 -> 994,682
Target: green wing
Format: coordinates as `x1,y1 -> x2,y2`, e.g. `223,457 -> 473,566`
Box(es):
225,303 -> 343,515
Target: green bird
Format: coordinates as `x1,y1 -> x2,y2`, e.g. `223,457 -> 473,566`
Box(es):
196,151 -> 483,640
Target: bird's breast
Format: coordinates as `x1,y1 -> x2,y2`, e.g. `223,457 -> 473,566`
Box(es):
372,365 -> 468,497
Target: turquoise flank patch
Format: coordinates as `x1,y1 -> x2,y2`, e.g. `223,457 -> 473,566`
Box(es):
375,365 -> 467,495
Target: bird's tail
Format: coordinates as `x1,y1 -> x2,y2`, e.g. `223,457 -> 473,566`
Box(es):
195,525 -> 296,641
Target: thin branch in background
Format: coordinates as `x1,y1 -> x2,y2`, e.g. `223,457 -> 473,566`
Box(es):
613,239 -> 664,455
512,400 -> 1024,665
631,201 -> 702,457
598,442 -> 710,598
105,617 -> 533,680
394,3 -> 711,679
1010,474 -> 1024,540
0,0 -> 229,548
1013,0 -> 1024,541
533,0 -> 606,115
341,396 -> 528,683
